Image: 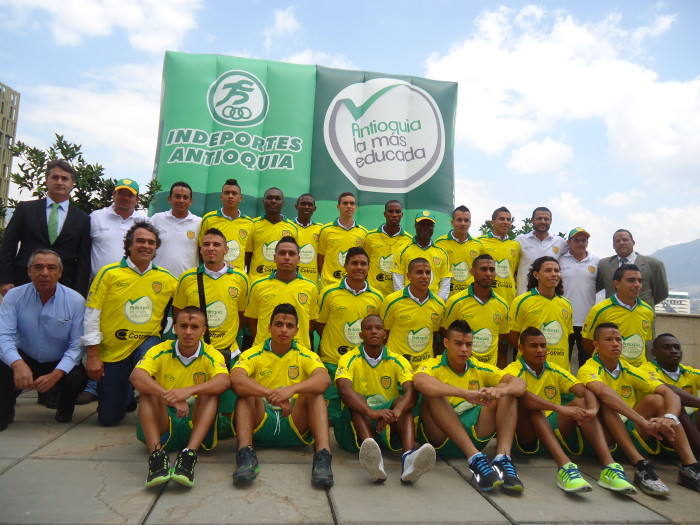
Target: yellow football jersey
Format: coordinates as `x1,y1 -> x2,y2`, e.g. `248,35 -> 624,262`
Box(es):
198,210 -> 254,270
135,340 -> 228,389
174,265 -> 249,351
582,295 -> 654,367
640,360 -> 700,398
577,354 -> 663,408
245,271 -> 319,349
380,287 -> 444,370
442,285 -> 509,366
317,280 -> 384,365
294,220 -> 324,284
233,339 -> 325,392
363,226 -> 413,297
335,345 -> 413,407
393,240 -> 452,297
248,216 -> 299,282
87,259 -> 177,362
503,358 -> 579,415
434,232 -> 483,296
476,233 -> 520,304
415,353 -> 504,412
510,289 -> 574,370
318,220 -> 368,288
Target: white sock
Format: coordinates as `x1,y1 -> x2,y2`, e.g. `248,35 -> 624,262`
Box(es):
468,453 -> 481,464
494,453 -> 505,462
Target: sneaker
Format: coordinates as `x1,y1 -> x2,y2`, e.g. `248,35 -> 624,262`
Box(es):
469,453 -> 503,491
633,459 -> 670,497
170,449 -> 198,487
557,462 -> 593,493
311,449 -> 334,487
75,391 -> 97,405
598,463 -> 637,494
678,463 -> 700,492
492,455 -> 524,492
145,449 -> 171,487
359,438 -> 387,483
400,443 -> 436,484
233,446 -> 259,484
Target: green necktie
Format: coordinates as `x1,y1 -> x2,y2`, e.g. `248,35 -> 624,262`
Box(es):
48,202 -> 60,243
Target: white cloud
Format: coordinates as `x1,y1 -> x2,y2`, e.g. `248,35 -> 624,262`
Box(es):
0,0 -> 202,54
600,190 -> 645,208
507,138 -> 573,174
264,6 -> 301,52
627,205 -> 700,253
283,48 -> 355,70
425,6 -> 700,188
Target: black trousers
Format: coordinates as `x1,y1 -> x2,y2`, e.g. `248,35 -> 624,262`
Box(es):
0,349 -> 88,422
568,326 -> 589,369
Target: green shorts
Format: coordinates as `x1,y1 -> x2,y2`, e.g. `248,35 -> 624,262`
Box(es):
252,401 -> 315,448
334,399 -> 403,453
418,404 -> 494,458
136,404 -> 216,452
624,416 -> 662,456
324,362 -> 342,423
512,411 -> 583,456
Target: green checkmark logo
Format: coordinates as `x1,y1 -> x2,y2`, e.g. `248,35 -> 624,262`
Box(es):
339,84 -> 403,120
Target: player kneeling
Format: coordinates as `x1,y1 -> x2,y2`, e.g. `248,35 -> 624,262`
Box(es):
130,306 -> 230,488
335,315 -> 435,484
506,327 -> 636,494
230,303 -> 334,487
414,320 -> 526,491
579,322 -> 700,496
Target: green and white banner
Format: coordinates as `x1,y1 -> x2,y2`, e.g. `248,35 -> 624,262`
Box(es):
153,52 -> 457,229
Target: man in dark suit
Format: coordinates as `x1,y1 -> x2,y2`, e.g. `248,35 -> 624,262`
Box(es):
0,159 -> 91,298
597,229 -> 669,306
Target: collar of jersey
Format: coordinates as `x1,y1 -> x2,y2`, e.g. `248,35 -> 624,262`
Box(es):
440,351 -> 473,376
519,356 -> 551,378
592,353 -> 624,376
263,337 -> 299,355
467,283 -> 496,301
448,230 -> 474,243
173,340 -> 202,366
486,232 -> 510,241
411,238 -> 435,249
218,208 -> 248,221
610,294 -> 641,310
259,214 -> 290,225
270,269 -> 303,282
339,278 -> 368,295
294,217 -> 319,228
402,285 -> 435,303
380,224 -> 405,237
197,263 -> 233,276
359,343 -> 387,365
333,218 -> 358,230
651,358 -> 684,378
122,257 -> 155,274
528,287 -> 561,300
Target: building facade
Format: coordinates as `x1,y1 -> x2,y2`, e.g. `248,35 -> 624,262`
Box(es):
0,82 -> 20,226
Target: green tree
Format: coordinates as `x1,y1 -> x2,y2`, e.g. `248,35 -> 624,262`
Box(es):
478,216 -> 533,239
1,134 -> 160,240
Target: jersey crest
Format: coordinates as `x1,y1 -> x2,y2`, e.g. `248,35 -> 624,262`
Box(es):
544,386 -> 556,399
288,365 -> 300,379
621,385 -> 632,398
381,376 -> 392,389
152,282 -> 162,294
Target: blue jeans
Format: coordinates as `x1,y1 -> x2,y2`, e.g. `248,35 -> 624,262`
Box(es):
96,336 -> 160,427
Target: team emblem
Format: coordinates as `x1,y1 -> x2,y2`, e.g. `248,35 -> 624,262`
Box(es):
588,266 -> 595,274
239,229 -> 248,239
367,305 -> 375,315
193,372 -> 206,385
152,282 -> 162,294
433,256 -> 441,266
123,178 -> 133,185
187,230 -> 195,239
298,293 -> 308,304
470,250 -> 478,259
380,376 -> 392,389
561,309 -> 569,319
684,385 -> 693,394
313,233 -> 320,242
510,249 -> 516,257
431,313 -> 439,324
544,386 -> 556,399
493,313 -> 502,325
553,246 -> 560,254
356,238 -> 364,246
468,380 -> 480,390
621,385 -> 632,398
642,320 -> 650,331
282,230 -> 292,237
288,366 -> 300,379
229,287 -> 239,298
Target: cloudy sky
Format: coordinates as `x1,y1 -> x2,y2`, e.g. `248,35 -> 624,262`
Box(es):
1,0 -> 699,256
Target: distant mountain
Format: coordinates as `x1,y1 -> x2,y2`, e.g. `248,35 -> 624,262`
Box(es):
651,238 -> 700,290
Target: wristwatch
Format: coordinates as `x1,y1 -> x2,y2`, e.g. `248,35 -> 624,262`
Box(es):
663,413 -> 681,425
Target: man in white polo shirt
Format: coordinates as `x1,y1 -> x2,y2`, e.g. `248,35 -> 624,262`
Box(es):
515,207 -> 567,295
151,181 -> 202,277
559,228 -> 600,368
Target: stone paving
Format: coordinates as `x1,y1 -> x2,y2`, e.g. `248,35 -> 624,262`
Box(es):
2,392 -> 700,524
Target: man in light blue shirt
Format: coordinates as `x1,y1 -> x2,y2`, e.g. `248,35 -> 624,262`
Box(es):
0,249 -> 87,430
